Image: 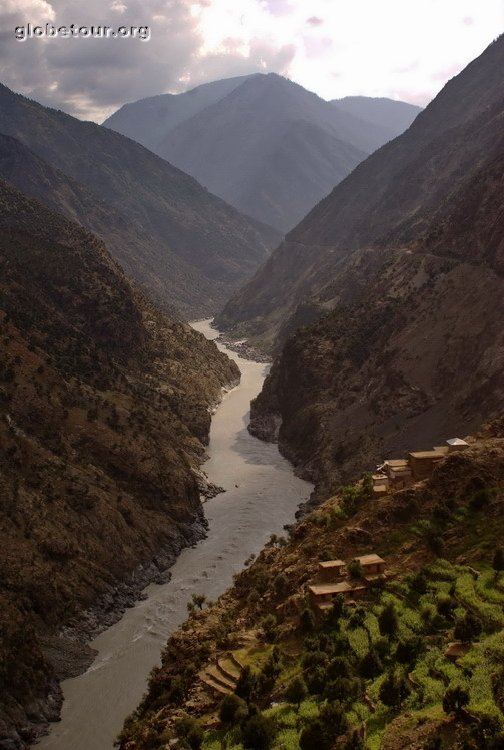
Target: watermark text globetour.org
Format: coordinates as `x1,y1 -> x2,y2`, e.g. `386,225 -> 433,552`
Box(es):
15,23 -> 151,42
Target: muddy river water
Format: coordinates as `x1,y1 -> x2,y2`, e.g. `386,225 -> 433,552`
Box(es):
37,319 -> 313,750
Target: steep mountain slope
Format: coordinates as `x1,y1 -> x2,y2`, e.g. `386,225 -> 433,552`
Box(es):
243,41 -> 504,499
0,179 -> 239,748
217,36 -> 504,345
0,83 -> 277,318
105,74 -> 419,232
117,421 -> 504,750
104,75 -> 256,152
332,96 -> 422,139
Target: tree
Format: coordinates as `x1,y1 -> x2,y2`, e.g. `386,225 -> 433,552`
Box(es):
359,649 -> 383,679
300,607 -> 316,633
345,731 -> 366,750
454,611 -> 483,643
442,686 -> 469,717
327,594 -> 346,626
379,671 -> 411,711
175,717 -> 204,750
325,677 -> 361,706
396,635 -> 425,665
219,694 -> 247,724
284,676 -> 307,711
410,572 -> 428,596
235,666 -> 257,703
493,548 -> 504,581
362,472 -> 374,499
319,701 -> 349,738
348,560 -> 363,579
261,614 -> 278,643
273,573 -> 289,596
241,713 -> 276,750
378,602 -> 399,640
299,720 -> 331,750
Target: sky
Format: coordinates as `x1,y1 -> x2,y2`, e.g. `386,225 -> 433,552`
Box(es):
0,0 -> 502,122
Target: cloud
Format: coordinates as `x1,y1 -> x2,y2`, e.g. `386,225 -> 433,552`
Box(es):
0,0 -> 502,121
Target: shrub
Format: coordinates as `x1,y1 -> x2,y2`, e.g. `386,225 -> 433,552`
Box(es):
442,686 -> 469,717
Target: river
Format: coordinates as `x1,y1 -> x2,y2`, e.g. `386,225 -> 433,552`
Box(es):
37,319 -> 313,750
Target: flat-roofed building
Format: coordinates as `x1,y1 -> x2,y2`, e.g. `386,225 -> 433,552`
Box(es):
408,450 -> 446,480
308,581 -> 367,609
383,459 -> 412,488
353,553 -> 386,577
318,560 -> 346,582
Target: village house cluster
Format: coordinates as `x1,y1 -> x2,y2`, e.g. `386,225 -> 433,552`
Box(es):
308,437 -> 470,612
308,554 -> 386,611
372,437 -> 469,494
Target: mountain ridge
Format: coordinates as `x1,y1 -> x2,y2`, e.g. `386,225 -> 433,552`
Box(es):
104,73 -> 421,231
0,177 -> 240,747
0,82 -> 278,318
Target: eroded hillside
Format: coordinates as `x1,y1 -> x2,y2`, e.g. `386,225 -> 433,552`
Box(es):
0,180 -> 239,748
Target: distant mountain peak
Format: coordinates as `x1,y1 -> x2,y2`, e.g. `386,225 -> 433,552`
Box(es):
104,73 -> 419,232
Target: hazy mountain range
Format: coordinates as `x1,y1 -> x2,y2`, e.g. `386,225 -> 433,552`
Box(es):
105,74 -> 421,231
0,83 -> 278,318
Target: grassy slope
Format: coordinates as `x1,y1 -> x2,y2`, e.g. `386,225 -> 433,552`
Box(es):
118,422 -> 504,750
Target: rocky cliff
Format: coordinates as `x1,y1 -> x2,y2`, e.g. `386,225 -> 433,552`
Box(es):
0,179 -> 239,748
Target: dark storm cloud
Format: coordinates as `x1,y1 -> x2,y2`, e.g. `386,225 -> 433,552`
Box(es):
0,0 -> 298,119
0,0 -> 227,118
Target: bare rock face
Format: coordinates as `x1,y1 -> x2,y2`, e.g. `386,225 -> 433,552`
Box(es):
0,179 -> 239,744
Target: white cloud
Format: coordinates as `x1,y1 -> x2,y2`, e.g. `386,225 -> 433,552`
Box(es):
0,0 -> 502,121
